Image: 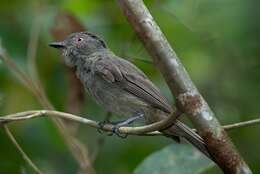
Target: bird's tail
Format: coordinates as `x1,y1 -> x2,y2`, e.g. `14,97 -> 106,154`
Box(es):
163,120 -> 213,160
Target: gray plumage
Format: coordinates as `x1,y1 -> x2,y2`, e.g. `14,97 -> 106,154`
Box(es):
49,31 -> 212,160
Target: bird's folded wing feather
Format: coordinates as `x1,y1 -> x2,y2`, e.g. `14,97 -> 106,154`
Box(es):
93,55 -> 172,113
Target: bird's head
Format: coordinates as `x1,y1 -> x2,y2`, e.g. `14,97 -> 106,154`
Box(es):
49,31 -> 107,67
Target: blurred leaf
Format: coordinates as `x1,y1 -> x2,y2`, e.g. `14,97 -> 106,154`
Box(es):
134,144 -> 213,174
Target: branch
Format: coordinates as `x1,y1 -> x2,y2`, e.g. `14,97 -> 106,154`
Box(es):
0,110 -> 178,135
147,118 -> 260,136
223,119 -> 260,130
3,125 -> 42,174
1,110 -> 260,136
116,0 -> 251,173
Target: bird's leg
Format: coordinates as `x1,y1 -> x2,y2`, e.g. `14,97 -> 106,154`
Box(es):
112,111 -> 144,138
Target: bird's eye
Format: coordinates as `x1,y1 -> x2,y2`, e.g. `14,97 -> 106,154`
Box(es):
77,38 -> 83,42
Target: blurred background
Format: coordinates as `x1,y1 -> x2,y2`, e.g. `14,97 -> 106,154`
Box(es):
0,0 -> 259,173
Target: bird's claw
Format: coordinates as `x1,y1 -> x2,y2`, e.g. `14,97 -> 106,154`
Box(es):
98,121 -> 127,137
97,121 -> 114,136
112,126 -> 128,139
97,121 -> 106,134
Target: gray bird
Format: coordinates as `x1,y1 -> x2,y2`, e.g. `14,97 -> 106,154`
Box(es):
49,31 -> 212,160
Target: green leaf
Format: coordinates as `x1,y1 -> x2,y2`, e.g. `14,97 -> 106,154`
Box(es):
134,144 -> 214,174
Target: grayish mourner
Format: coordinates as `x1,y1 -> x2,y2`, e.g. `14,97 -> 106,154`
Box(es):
49,31 -> 212,160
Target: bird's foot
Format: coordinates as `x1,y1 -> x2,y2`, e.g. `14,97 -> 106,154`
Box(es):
112,125 -> 128,138
110,111 -> 144,138
97,121 -> 113,136
98,111 -> 144,138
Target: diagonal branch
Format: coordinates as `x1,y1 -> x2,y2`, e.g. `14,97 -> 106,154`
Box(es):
3,125 -> 42,174
116,0 -> 252,173
0,40 -> 42,174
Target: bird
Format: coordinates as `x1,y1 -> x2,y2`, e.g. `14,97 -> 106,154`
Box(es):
49,31 -> 212,160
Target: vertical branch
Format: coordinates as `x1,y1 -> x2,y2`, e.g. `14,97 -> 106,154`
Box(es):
116,0 -> 252,174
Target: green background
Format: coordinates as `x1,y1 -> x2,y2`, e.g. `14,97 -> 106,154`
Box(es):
0,0 -> 259,173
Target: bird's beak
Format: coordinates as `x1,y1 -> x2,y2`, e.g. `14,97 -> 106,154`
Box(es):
48,41 -> 66,49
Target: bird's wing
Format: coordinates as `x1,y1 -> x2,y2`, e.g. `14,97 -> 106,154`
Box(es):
93,55 -> 172,113
93,58 -> 123,82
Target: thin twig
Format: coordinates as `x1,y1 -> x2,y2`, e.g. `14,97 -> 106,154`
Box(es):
223,119 -> 260,130
0,110 -> 179,135
0,50 -> 37,94
145,118 -> 260,136
3,125 -> 43,174
1,110 -> 260,136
